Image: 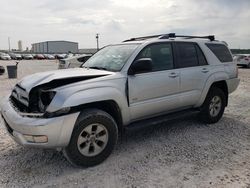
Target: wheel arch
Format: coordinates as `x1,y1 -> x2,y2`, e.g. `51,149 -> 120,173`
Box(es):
47,87 -> 131,125
196,72 -> 230,107
210,81 -> 228,106
74,100 -> 123,133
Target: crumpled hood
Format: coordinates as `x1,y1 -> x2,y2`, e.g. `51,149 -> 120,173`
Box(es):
18,68 -> 113,92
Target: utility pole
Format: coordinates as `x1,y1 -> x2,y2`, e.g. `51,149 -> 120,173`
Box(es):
8,37 -> 11,51
96,33 -> 99,51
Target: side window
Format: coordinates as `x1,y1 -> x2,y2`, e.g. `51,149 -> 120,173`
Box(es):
175,43 -> 199,68
195,45 -> 207,66
206,43 -> 233,62
136,43 -> 174,71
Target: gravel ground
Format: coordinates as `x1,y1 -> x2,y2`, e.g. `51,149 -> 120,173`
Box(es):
0,60 -> 249,188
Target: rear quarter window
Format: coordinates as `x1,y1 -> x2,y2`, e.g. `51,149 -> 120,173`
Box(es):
206,43 -> 233,62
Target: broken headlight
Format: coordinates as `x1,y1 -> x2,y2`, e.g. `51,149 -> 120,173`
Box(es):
38,90 -> 56,112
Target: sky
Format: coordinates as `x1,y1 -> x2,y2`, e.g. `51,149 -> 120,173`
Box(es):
0,0 -> 250,50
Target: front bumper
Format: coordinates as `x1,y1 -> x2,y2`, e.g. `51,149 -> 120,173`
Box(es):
226,78 -> 240,94
0,97 -> 79,148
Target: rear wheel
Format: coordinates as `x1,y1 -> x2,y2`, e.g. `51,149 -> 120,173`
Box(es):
199,87 -> 226,124
63,109 -> 118,167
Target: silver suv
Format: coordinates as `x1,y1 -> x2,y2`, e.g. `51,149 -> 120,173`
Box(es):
0,33 -> 240,167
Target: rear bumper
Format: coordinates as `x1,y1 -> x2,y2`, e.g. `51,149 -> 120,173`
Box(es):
237,61 -> 249,66
226,78 -> 240,94
0,97 -> 79,149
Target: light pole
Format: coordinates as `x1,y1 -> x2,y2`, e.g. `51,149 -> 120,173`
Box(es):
96,33 -> 99,51
8,37 -> 11,51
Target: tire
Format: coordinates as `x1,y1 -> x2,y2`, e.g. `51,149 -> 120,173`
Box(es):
199,87 -> 226,124
63,109 -> 118,167
247,63 -> 250,68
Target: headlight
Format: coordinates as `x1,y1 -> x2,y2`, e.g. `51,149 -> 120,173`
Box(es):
39,90 -> 56,112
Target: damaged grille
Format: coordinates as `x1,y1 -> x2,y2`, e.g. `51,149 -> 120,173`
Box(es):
10,84 -> 30,112
10,96 -> 29,112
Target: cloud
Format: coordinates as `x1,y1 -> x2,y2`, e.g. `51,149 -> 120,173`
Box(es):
0,0 -> 249,49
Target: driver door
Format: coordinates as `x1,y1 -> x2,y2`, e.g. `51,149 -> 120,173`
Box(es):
128,42 -> 181,121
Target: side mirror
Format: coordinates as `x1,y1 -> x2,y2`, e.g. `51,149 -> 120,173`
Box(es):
128,58 -> 153,75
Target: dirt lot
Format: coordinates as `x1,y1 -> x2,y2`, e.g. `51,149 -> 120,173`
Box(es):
0,60 -> 249,188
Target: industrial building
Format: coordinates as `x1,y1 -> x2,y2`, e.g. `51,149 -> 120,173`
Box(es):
31,41 -> 78,53
79,48 -> 98,54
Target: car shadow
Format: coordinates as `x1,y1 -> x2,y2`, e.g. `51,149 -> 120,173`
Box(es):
120,114 -> 249,148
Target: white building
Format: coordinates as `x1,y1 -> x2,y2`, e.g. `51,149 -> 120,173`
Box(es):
18,40 -> 23,51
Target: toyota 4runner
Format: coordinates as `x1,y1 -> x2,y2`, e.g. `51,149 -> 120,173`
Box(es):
0,33 -> 240,167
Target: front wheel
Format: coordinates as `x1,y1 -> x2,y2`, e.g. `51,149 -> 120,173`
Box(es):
199,87 -> 226,124
63,109 -> 118,167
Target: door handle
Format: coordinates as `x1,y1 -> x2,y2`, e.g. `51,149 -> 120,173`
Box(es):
169,72 -> 179,78
201,68 -> 209,73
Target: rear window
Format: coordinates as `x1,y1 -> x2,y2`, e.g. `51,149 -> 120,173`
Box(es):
206,43 -> 232,62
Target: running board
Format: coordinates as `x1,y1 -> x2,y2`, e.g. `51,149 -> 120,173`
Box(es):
125,109 -> 199,131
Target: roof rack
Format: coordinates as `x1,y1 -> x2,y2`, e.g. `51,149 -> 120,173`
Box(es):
123,33 -> 215,42
123,34 -> 163,42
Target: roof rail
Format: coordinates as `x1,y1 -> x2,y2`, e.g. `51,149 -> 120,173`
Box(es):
123,34 -> 163,42
123,33 -> 215,42
159,33 -> 215,41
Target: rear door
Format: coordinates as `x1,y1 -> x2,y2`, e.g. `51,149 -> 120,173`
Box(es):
174,42 -> 210,107
128,42 -> 181,121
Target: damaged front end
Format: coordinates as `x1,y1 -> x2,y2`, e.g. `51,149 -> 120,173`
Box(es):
10,85 -> 57,118
10,75 -> 108,118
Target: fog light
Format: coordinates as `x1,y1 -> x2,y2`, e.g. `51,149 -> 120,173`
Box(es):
24,135 -> 48,143
33,135 -> 48,143
23,135 -> 34,142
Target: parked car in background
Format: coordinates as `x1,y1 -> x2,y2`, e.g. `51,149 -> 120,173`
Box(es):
0,53 -> 11,60
58,54 -> 92,69
22,54 -> 33,60
34,54 -> 46,60
44,54 -> 55,60
55,54 -> 67,59
234,54 -> 250,68
9,53 -> 22,60
65,53 -> 74,59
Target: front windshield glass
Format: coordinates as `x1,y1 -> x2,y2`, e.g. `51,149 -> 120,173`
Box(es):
82,44 -> 139,71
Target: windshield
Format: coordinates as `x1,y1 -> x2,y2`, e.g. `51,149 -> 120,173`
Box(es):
82,44 -> 139,71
